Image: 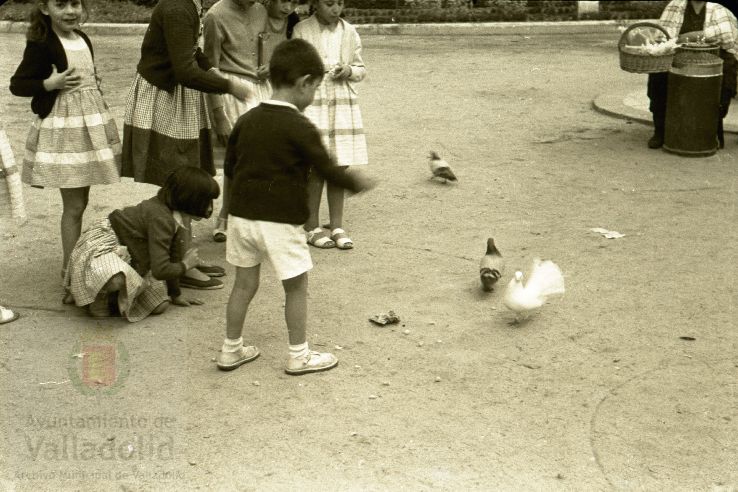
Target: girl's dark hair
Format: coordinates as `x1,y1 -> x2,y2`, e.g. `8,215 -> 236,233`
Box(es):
158,167 -> 220,219
270,38 -> 324,88
27,0 -> 90,43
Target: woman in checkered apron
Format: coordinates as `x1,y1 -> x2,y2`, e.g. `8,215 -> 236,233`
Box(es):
121,0 -> 251,186
121,0 -> 251,290
9,0 -> 121,283
294,0 -> 368,250
0,125 -> 26,325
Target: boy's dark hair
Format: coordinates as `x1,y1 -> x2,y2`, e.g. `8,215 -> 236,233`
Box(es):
158,167 -> 220,219
269,39 -> 325,88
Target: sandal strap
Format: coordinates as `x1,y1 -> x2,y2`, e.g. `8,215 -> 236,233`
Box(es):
331,228 -> 346,235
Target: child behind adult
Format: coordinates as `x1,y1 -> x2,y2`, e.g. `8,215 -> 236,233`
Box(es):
64,167 -> 217,321
216,38 -> 375,373
204,0 -> 300,242
294,0 -> 368,250
9,0 -> 121,285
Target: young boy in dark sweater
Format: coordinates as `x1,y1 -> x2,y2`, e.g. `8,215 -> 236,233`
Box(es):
216,38 -> 375,374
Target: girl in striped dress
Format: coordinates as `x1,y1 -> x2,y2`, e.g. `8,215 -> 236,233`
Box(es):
10,0 -> 121,281
0,124 -> 26,325
294,0 -> 368,250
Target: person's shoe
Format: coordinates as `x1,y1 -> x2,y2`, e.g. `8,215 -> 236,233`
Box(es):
647,133 -> 664,149
195,265 -> 226,277
212,218 -> 227,243
180,276 -> 224,290
216,345 -> 260,371
285,351 -> 338,375
88,293 -> 111,318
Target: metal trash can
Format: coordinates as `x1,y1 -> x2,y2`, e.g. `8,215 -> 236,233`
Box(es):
663,44 -> 723,157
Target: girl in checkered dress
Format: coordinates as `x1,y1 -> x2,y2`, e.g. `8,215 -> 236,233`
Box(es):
9,0 -> 121,281
294,0 -> 368,250
0,124 -> 26,325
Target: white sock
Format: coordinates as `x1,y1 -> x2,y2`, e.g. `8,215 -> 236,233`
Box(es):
222,337 -> 243,353
289,342 -> 309,359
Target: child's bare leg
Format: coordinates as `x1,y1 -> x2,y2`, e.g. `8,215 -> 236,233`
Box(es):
217,264 -> 261,370
283,272 -> 338,374
226,264 -> 260,340
304,174 -> 324,232
282,272 -> 307,345
213,175 -> 230,240
88,272 -> 125,318
327,170 -> 353,249
102,272 -> 125,293
60,187 -> 90,272
326,181 -> 345,230
151,301 -> 169,315
181,215 -> 211,282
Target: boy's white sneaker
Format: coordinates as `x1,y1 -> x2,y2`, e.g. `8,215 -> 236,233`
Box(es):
216,345 -> 260,371
285,351 -> 338,375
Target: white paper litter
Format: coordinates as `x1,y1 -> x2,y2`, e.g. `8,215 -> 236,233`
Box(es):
590,227 -> 625,239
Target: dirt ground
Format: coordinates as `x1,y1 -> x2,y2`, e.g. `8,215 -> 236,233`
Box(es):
0,31 -> 736,491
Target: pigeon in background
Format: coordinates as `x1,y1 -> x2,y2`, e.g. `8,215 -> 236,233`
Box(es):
479,238 -> 504,292
503,258 -> 565,322
428,151 -> 457,183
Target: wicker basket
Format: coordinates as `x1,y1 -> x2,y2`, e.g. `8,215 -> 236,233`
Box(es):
618,22 -> 673,74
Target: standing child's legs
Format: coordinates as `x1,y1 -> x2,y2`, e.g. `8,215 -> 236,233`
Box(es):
326,167 -> 353,249
323,167 -> 353,249
283,272 -> 307,345
326,182 -> 345,230
212,175 -> 230,242
304,174 -> 335,248
60,187 -> 90,275
283,271 -> 338,375
216,264 -> 261,370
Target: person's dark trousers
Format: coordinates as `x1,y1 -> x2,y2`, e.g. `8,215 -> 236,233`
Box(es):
647,72 -> 668,148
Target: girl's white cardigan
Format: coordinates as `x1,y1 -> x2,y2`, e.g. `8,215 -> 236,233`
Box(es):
293,16 -> 367,93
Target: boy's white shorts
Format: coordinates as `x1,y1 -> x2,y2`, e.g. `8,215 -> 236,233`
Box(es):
226,216 -> 313,280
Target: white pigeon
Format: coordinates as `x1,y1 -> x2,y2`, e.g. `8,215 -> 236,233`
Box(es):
503,258 -> 565,322
428,151 -> 457,183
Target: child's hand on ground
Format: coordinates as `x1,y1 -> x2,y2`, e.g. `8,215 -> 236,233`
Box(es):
44,65 -> 81,91
171,295 -> 204,307
331,64 -> 352,80
228,79 -> 253,102
212,107 -> 232,146
182,247 -> 200,271
257,65 -> 270,81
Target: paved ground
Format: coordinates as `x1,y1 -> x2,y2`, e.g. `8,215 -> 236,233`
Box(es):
0,31 -> 736,491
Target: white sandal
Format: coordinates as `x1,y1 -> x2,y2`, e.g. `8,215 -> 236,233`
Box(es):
330,228 -> 354,250
307,228 -> 335,249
